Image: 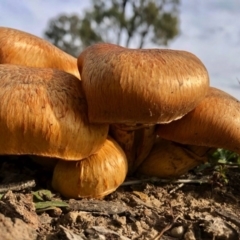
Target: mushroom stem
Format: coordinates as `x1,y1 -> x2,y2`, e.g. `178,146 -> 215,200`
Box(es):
110,124 -> 156,175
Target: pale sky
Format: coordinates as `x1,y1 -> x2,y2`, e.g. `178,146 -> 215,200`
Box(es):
0,0 -> 239,100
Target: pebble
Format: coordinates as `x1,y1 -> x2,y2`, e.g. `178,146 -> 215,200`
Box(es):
170,225 -> 185,238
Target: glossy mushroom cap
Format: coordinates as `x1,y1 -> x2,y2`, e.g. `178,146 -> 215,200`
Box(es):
0,27 -> 80,79
157,87 -> 240,154
0,64 -> 108,160
78,43 -> 209,124
52,137 -> 128,199
136,138 -> 208,178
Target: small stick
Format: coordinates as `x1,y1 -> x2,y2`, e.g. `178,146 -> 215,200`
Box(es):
153,216 -> 179,239
0,179 -> 36,193
169,183 -> 184,194
121,177 -> 210,186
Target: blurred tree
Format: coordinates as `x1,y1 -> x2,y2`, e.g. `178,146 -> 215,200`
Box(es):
44,14 -> 102,57
44,0 -> 180,57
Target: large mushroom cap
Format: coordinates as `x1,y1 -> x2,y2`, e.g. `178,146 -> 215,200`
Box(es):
52,137 -> 128,199
136,138 -> 207,178
0,27 -> 80,79
0,64 -> 108,160
78,43 -> 209,124
157,87 -> 240,154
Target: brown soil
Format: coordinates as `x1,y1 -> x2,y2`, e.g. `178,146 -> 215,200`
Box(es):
0,155 -> 240,240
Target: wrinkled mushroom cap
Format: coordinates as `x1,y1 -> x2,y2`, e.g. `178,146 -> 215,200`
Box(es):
52,137 -> 128,199
0,64 -> 108,160
0,27 -> 80,79
136,138 -> 207,178
78,43 -> 209,124
157,87 -> 240,154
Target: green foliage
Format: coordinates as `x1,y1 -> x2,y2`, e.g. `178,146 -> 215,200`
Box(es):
32,189 -> 53,201
212,149 -> 240,184
44,0 -> 180,56
196,149 -> 240,185
33,189 -> 69,212
210,148 -> 240,165
35,200 -> 69,212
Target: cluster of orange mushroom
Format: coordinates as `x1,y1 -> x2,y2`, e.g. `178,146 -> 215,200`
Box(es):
0,27 -> 239,199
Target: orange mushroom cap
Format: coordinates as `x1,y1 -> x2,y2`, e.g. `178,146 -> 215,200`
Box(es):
78,43 -> 209,124
0,64 -> 108,160
136,138 -> 207,178
0,27 -> 80,79
52,137 -> 128,199
157,87 -> 240,154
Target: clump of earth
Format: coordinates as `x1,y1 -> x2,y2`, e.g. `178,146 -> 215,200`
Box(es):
0,155 -> 240,240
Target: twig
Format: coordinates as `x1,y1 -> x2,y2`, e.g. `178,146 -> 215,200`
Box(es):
216,162 -> 240,168
121,177 -> 210,186
0,179 -> 36,193
153,216 -> 179,239
154,202 -> 180,239
169,183 -> 184,194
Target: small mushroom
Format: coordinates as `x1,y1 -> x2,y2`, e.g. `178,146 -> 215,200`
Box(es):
0,64 -> 108,160
52,137 -> 128,199
78,43 -> 209,124
136,138 -> 208,178
0,27 -> 80,79
156,87 -> 240,154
